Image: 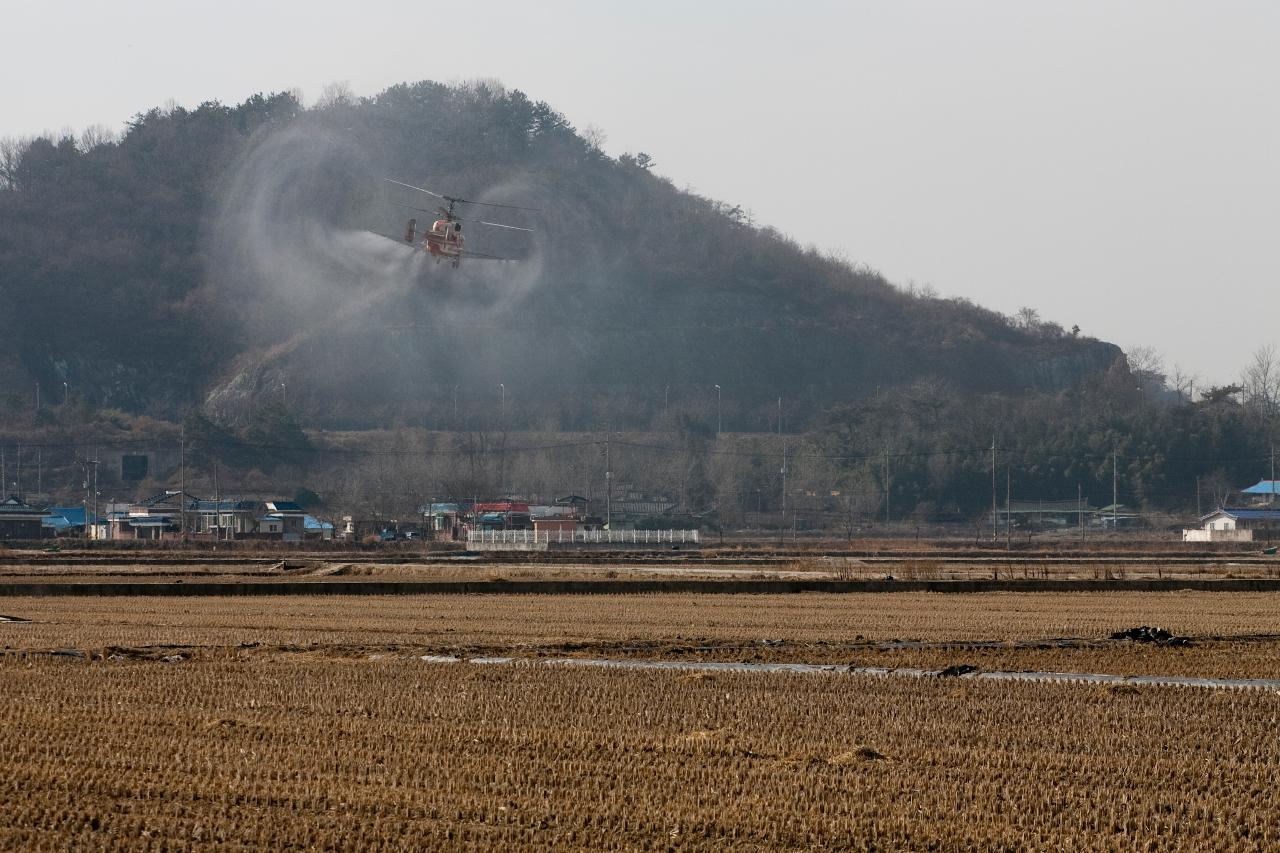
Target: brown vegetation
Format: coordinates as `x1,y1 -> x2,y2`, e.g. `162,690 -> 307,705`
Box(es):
4,591 -> 1280,848
2,656 -> 1279,849
5,591 -> 1280,678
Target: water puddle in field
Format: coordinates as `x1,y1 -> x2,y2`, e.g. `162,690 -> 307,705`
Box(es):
419,655 -> 1280,691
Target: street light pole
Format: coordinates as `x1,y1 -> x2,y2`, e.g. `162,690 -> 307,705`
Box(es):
63,381 -> 68,405
499,383 -> 505,421
714,385 -> 721,437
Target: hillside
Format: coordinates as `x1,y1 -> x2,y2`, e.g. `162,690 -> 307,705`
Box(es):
0,81 -> 1121,431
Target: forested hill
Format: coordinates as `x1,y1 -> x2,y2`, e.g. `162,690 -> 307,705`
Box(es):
0,81 -> 1121,430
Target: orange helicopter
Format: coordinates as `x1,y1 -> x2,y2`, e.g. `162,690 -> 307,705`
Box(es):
384,178 -> 537,267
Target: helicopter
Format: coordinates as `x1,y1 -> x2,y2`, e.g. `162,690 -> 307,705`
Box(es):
384,178 -> 537,268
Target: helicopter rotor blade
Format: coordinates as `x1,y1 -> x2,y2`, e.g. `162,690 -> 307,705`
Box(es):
434,211 -> 535,232
474,219 -> 534,232
385,176 -> 540,213
449,196 -> 542,213
458,249 -> 521,261
383,178 -> 446,199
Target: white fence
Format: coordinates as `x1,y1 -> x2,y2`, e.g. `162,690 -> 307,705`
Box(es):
1182,528 -> 1253,543
467,528 -> 700,546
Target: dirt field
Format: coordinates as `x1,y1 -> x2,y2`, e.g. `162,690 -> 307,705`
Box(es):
4,588 -> 1280,643
3,549 -> 1280,586
4,590 -> 1280,849
4,658 -> 1280,850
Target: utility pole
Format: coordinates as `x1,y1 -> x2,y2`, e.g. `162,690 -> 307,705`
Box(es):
884,449 -> 891,525
180,422 -> 187,542
91,449 -> 99,542
778,397 -> 786,517
37,449 -> 41,497
34,382 -> 39,413
1005,465 -> 1011,551
213,460 -> 220,542
83,457 -> 90,542
15,445 -> 20,500
714,385 -> 721,437
604,426 -> 612,529
1112,450 -> 1118,531
1,447 -> 5,497
991,436 -> 997,543
1078,482 -> 1084,544
490,384 -> 506,499
1196,475 -> 1201,517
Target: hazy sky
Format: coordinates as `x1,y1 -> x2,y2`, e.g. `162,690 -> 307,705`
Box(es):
4,0 -> 1276,386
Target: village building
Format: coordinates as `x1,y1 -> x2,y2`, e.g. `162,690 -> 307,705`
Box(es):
189,499 -> 260,540
530,504 -> 579,534
1241,480 -> 1280,505
41,506 -> 92,537
422,503 -> 464,540
472,501 -> 532,531
303,515 -> 335,541
994,499 -> 1096,531
263,501 -> 307,542
1094,503 -> 1141,529
606,485 -> 678,524
79,492 -> 324,542
1183,508 -> 1280,543
0,496 -> 50,541
101,492 -> 184,541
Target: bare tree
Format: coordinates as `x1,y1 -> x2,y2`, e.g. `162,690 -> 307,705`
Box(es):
456,78 -> 507,99
77,124 -> 118,152
1014,306 -> 1041,331
1127,345 -> 1167,395
0,136 -> 32,191
315,81 -> 355,109
1242,345 -> 1280,420
1169,364 -> 1199,404
1202,468 -> 1237,510
581,124 -> 607,153
905,280 -> 938,299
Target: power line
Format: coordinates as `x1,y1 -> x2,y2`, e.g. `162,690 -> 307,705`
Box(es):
2,430 -> 1276,469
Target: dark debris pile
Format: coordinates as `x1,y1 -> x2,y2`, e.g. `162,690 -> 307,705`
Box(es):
936,663 -> 980,678
1109,626 -> 1192,647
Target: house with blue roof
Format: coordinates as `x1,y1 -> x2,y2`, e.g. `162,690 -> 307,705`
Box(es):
1242,480 -> 1280,503
42,506 -> 94,536
1184,507 -> 1280,543
263,501 -> 306,541
303,515 -> 334,540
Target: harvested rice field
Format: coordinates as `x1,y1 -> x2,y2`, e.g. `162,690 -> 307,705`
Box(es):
4,590 -> 1280,849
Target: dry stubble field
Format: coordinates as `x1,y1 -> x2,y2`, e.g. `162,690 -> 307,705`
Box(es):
4,590 -> 1280,850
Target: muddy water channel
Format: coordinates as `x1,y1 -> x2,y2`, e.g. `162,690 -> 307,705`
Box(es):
421,654 -> 1280,691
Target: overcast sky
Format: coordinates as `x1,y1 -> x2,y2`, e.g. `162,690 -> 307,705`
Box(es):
4,0 -> 1276,386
